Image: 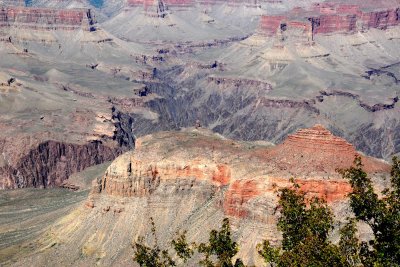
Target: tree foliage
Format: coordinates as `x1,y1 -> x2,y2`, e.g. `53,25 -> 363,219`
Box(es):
197,218 -> 242,267
339,156 -> 400,266
258,180 -> 350,267
132,218 -> 243,267
132,218 -> 176,267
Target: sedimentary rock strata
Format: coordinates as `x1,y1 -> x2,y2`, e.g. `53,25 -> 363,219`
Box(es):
100,126 -> 389,207
0,6 -> 96,31
259,2 -> 400,39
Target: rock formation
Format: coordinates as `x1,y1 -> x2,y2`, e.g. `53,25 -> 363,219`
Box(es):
8,126 -> 390,266
259,2 -> 400,39
267,124 -> 385,175
0,6 -> 96,31
207,76 -> 273,92
100,125 -> 388,203
0,140 -> 123,189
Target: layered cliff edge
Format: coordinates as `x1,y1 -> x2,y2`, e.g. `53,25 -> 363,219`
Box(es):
6,125 -> 390,266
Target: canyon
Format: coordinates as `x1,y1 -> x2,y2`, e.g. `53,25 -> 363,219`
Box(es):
0,0 -> 399,265
0,0 -> 398,188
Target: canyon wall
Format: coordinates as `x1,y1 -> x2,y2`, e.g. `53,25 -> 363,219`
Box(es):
99,126 -> 389,213
0,6 -> 96,31
0,105 -> 136,189
259,3 -> 400,39
0,140 -> 123,189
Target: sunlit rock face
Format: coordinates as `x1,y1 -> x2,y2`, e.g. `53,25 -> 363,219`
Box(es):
100,126 -> 389,213
258,2 -> 400,39
11,127 -> 389,266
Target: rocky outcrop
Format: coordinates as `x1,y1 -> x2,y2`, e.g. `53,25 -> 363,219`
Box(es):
99,126 -> 389,209
101,153 -> 161,197
0,140 -> 121,189
318,90 -> 399,112
259,3 -> 400,39
208,76 -> 273,92
361,8 -> 400,30
0,6 -> 96,31
258,97 -> 319,114
270,124 -> 388,174
310,14 -> 357,35
111,107 -> 136,149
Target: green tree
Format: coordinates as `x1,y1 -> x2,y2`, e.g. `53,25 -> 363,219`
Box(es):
171,230 -> 194,263
198,218 -> 243,267
258,180 -> 350,267
132,218 -> 175,267
339,219 -> 362,266
340,156 -> 400,266
132,218 -> 244,267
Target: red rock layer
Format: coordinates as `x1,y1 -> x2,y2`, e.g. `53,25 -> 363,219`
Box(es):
361,8 -> 400,30
223,179 -> 260,218
259,3 -> 400,38
223,177 -> 353,218
260,15 -> 286,36
99,127 -> 390,220
269,124 -> 389,174
283,124 -> 355,153
103,157 -> 231,197
0,7 -> 96,31
127,0 -> 261,8
311,14 -> 357,35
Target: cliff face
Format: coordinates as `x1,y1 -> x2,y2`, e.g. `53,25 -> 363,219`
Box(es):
361,8 -> 400,30
0,6 -> 96,31
0,140 -> 122,189
100,126 -> 389,207
0,104 -> 136,190
310,14 -> 357,35
259,3 -> 400,39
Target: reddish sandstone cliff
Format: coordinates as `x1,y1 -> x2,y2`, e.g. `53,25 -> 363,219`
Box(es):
0,6 -> 96,31
98,126 -> 390,222
259,3 -> 400,39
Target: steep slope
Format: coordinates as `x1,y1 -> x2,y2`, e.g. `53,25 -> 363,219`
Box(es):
5,126 -> 390,266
